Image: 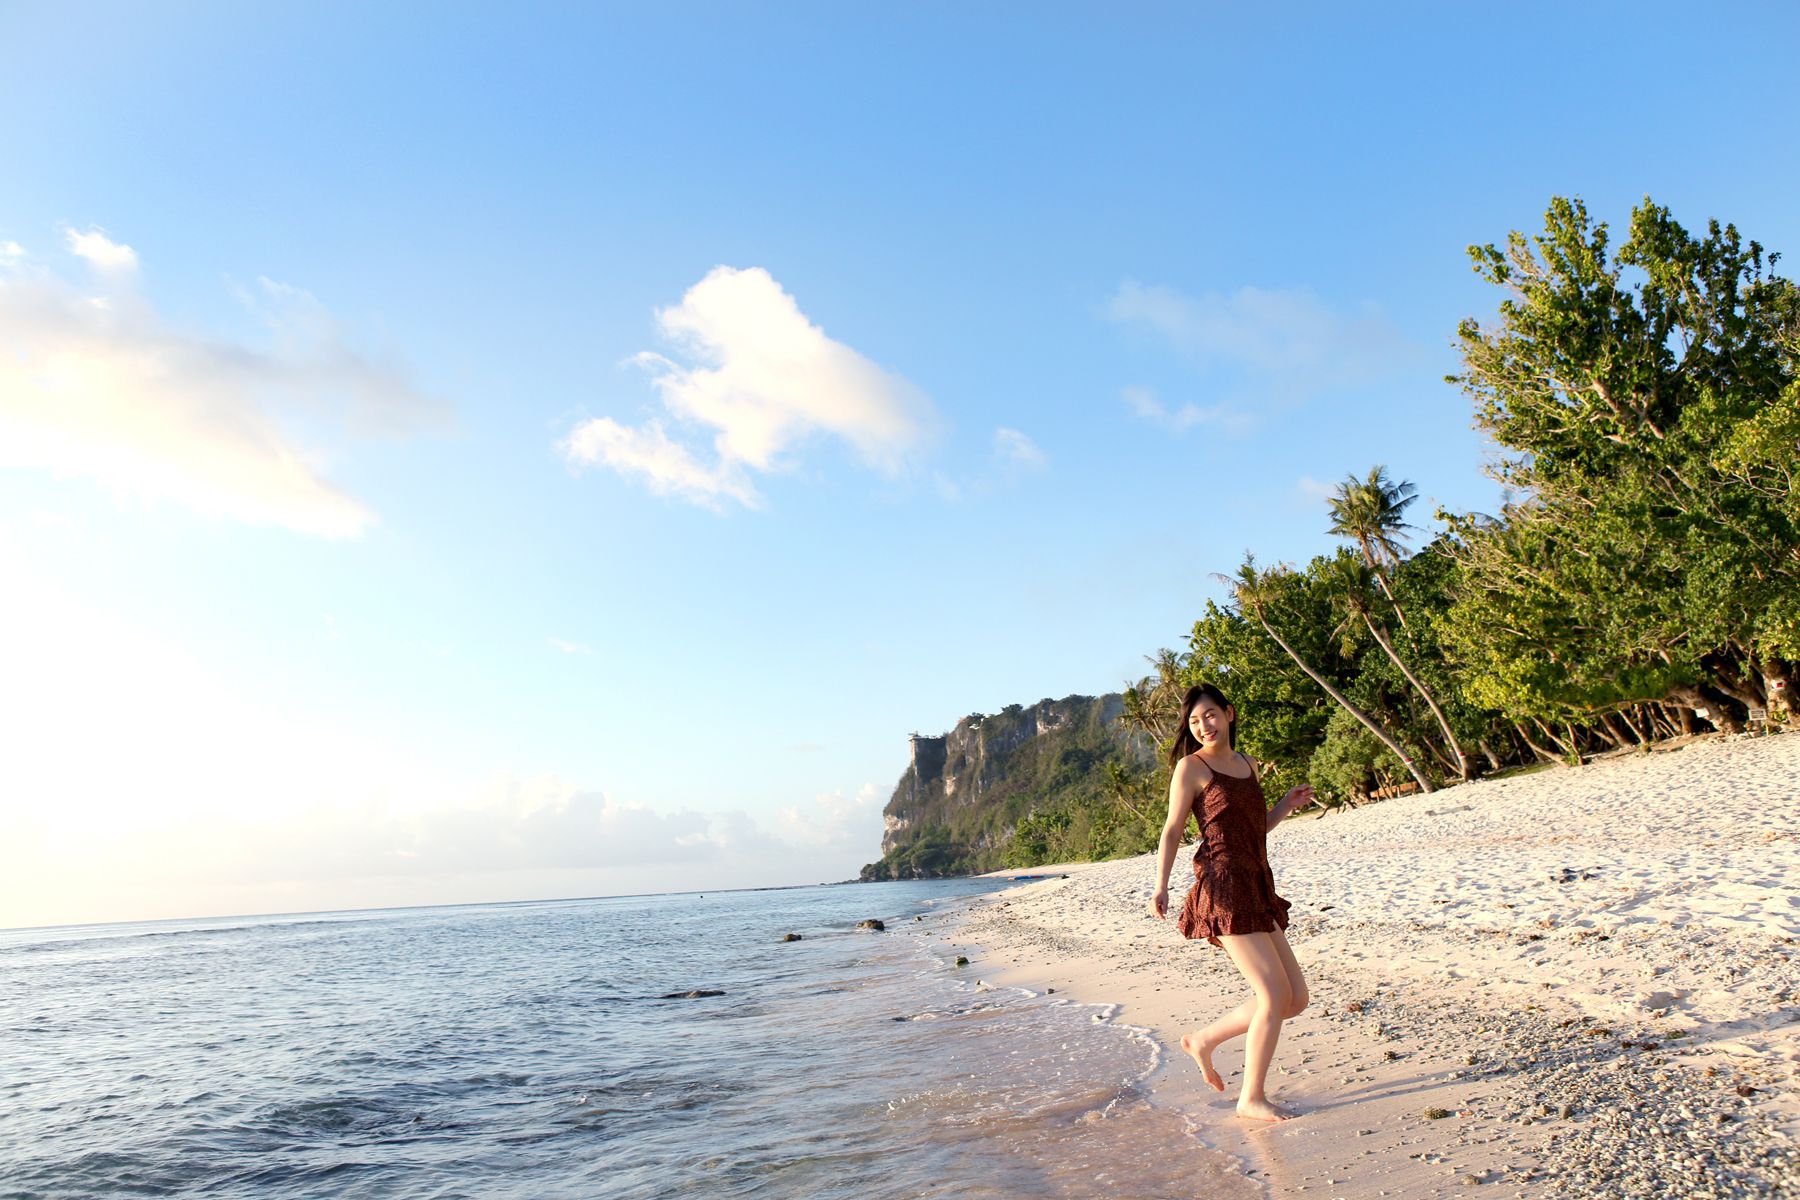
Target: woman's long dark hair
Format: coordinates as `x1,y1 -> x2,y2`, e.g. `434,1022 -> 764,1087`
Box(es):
1166,683 -> 1236,768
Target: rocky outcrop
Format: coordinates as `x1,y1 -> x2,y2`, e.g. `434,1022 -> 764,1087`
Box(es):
864,693 -> 1153,878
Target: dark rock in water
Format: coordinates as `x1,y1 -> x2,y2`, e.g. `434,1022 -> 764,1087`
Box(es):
781,932 -> 803,942
954,955 -> 969,966
661,989 -> 726,999
856,919 -> 886,931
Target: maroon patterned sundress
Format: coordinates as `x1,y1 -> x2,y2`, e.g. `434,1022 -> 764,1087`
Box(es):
1176,751 -> 1292,947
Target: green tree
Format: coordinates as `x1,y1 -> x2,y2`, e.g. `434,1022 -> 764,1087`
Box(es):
1322,548 -> 1471,779
1225,555 -> 1435,794
1450,196 -> 1800,725
1327,465 -> 1420,627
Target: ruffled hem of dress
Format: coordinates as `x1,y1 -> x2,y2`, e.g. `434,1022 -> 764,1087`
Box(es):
1176,890 -> 1292,947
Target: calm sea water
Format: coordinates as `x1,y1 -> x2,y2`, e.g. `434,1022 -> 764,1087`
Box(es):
0,881 -> 1246,1199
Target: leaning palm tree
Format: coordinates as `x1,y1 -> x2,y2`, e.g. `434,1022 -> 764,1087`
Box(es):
1328,466 -> 1418,627
1224,554 -> 1434,795
1322,550 -> 1470,781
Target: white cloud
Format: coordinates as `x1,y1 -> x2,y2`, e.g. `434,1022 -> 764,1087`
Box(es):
1106,281 -> 1418,411
64,226 -> 138,273
562,266 -> 936,509
1295,474 -> 1337,501
547,637 -> 591,655
0,232 -> 443,538
992,427 -> 1047,470
0,241 -> 23,260
774,783 -> 885,853
1120,385 -> 1234,432
561,417 -> 758,510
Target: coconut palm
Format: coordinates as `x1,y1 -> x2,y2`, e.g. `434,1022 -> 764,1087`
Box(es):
1223,555 -> 1434,795
1328,466 -> 1419,626
1323,550 -> 1470,781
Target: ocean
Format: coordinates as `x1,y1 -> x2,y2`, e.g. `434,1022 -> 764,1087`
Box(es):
0,880 -> 1248,1198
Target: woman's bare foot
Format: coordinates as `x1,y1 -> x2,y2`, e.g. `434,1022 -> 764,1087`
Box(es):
1179,1031 -> 1224,1092
1235,1096 -> 1295,1123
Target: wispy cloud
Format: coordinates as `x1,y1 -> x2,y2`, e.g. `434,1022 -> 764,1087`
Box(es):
561,267 -> 936,510
547,637 -> 591,655
1295,474 -> 1337,501
1106,280 -> 1418,416
0,228 -> 444,537
992,426 -> 1046,470
1120,385 -> 1239,433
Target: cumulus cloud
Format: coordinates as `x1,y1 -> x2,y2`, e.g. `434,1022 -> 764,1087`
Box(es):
0,230 -> 443,538
562,266 -> 936,509
64,225 -> 138,273
1106,281 -> 1418,414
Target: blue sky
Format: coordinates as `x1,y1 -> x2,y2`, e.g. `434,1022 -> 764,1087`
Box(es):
3,1 -> 1795,927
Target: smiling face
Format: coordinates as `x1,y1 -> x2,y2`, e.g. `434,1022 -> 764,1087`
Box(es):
1187,696 -> 1234,751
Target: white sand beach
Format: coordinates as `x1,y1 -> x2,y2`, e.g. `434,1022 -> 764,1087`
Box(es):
948,733 -> 1800,1198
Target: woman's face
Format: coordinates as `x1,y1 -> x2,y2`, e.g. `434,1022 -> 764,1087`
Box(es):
1188,699 -> 1232,749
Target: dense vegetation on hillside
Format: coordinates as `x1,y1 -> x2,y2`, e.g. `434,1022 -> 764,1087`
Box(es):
859,696 -> 1156,880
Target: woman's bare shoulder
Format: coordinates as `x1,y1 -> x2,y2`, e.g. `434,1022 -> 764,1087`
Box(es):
1173,752 -> 1212,782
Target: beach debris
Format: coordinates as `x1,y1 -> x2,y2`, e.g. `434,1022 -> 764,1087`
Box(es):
1423,1107 -> 1452,1120
856,919 -> 886,931
781,933 -> 803,942
660,989 -> 726,1000
954,955 -> 969,966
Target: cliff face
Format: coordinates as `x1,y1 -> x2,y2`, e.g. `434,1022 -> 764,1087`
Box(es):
862,693 -> 1155,879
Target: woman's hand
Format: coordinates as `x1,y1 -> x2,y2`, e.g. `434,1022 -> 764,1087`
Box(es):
1149,887 -> 1169,919
1281,784 -> 1315,815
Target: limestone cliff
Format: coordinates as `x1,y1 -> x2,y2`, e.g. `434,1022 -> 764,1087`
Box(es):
861,693 -> 1156,880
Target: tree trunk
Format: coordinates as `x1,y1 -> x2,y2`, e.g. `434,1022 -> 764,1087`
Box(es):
1477,738 -> 1502,772
1670,683 -> 1743,735
1511,720 -> 1563,766
1595,713 -> 1631,749
1361,613 -> 1469,780
1531,717 -> 1578,763
1354,534 -> 1411,631
1251,611 -> 1435,794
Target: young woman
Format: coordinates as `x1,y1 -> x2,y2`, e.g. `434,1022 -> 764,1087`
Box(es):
1149,683 -> 1313,1122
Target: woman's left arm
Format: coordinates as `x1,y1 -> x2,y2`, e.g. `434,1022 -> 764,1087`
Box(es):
1251,757 -> 1314,833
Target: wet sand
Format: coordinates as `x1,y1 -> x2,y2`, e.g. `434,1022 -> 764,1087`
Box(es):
947,732 -> 1800,1198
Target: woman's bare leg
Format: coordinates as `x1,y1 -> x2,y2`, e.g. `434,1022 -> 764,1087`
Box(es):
1267,927 -> 1309,1018
1180,998 -> 1254,1091
1219,932 -> 1295,1121
1179,929 -> 1308,1098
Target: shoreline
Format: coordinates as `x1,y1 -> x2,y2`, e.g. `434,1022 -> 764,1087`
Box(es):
946,733 -> 1800,1198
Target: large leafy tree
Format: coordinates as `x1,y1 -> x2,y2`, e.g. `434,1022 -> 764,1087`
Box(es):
1450,196 -> 1799,723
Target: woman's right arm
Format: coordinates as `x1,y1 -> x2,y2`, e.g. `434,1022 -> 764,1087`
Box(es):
1149,758 -> 1197,919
